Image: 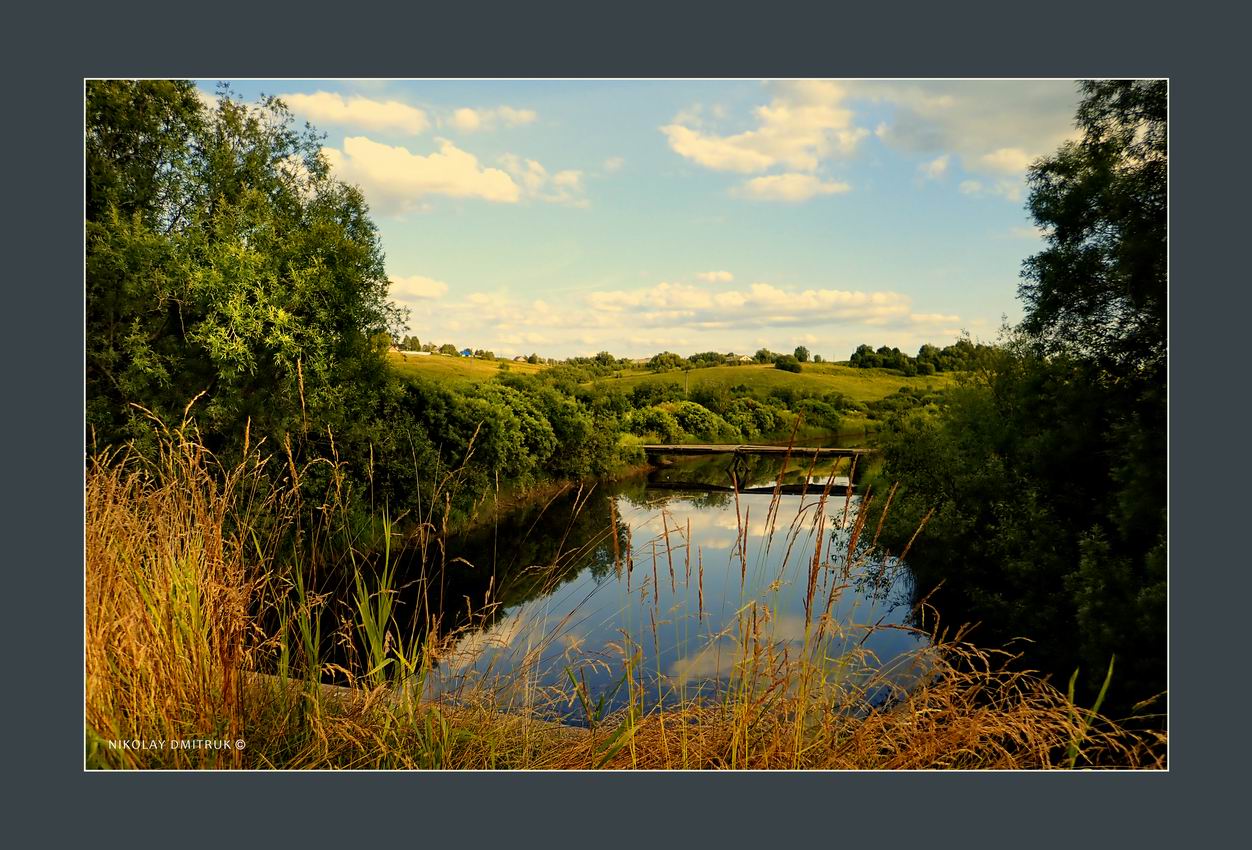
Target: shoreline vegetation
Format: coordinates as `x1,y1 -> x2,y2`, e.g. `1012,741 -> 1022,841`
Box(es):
85,427 -> 1165,769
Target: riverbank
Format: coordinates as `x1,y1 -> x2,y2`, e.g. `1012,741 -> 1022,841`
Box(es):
85,431 -> 1165,769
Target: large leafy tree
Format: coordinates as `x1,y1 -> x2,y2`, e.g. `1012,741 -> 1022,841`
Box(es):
1020,79 -> 1166,375
87,81 -> 406,458
872,81 -> 1167,715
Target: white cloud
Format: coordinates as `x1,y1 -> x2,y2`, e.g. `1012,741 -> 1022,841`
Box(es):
735,173 -> 851,202
281,91 -> 429,134
496,106 -> 538,126
585,281 -> 908,329
603,156 -> 625,173
661,124 -> 777,173
498,154 -> 587,206
661,80 -> 870,175
447,105 -> 538,132
400,276 -> 966,360
918,154 -> 949,180
697,270 -> 734,283
322,136 -> 520,212
959,179 -> 983,195
391,274 -> 449,301
978,147 -> 1035,174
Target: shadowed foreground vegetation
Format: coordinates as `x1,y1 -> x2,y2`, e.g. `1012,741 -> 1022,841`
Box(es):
85,428 -> 1165,769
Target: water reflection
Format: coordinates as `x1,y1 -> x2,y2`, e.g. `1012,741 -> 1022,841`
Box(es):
412,457 -> 928,722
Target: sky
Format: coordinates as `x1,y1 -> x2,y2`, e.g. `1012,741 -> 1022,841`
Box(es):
196,79 -> 1082,360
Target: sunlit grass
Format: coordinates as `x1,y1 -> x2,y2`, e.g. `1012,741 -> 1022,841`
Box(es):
386,351 -> 545,385
599,363 -> 959,404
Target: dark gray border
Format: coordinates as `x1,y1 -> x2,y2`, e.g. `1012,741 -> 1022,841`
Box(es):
13,0 -> 1241,844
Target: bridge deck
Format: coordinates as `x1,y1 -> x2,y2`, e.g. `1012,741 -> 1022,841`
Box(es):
641,444 -> 872,457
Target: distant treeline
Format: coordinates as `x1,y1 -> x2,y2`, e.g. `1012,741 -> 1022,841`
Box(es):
848,338 -> 995,376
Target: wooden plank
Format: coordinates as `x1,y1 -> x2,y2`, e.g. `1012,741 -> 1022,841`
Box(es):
641,444 -> 872,457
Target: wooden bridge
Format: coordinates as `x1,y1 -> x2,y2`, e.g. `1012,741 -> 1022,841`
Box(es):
641,444 -> 873,458
641,444 -> 873,494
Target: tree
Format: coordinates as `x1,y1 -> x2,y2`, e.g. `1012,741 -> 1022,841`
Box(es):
871,81 -> 1167,714
647,351 -> 686,372
793,345 -> 810,363
87,82 -> 404,457
849,344 -> 878,368
1020,79 -> 1166,375
774,355 -> 802,373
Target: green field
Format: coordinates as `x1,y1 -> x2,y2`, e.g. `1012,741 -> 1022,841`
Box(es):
388,353 -> 958,403
592,362 -> 959,403
388,351 -> 546,384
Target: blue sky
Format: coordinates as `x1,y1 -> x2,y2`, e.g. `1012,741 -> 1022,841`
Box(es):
197,79 -> 1082,360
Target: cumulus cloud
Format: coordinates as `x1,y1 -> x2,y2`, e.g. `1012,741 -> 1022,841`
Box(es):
918,154 -> 949,180
322,136 -> 519,212
446,105 -> 538,132
585,281 -> 909,329
603,156 -> 625,172
400,276 -> 965,360
498,154 -> 587,206
280,91 -> 429,134
978,147 -> 1036,174
697,270 -> 734,283
390,274 -> 449,301
735,173 -> 851,202
661,80 -> 870,175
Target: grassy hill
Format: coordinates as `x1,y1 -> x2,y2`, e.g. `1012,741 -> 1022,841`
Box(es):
590,362 -> 959,404
387,351 -> 545,385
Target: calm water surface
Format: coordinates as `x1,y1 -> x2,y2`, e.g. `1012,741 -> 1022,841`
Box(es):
410,455 -> 928,722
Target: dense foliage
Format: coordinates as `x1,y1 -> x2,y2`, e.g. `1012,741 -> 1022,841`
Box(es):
869,81 -> 1166,717
848,338 -> 994,376
87,81 -> 403,468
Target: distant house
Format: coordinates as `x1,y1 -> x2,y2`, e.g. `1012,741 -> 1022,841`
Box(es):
737,355 -> 753,363
459,348 -> 473,357
399,349 -> 430,357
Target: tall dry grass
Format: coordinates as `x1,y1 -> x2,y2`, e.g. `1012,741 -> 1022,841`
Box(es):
84,426 -> 1166,770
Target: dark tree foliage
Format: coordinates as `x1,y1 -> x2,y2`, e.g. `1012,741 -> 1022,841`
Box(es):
849,338 -> 991,373
870,81 -> 1167,717
1020,80 -> 1166,375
